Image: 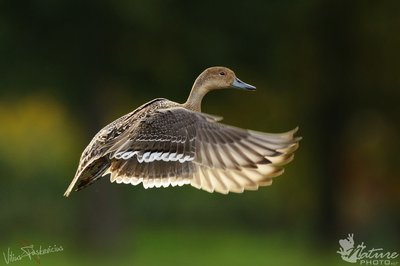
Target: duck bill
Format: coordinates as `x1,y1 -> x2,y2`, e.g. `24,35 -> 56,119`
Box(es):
231,78 -> 256,91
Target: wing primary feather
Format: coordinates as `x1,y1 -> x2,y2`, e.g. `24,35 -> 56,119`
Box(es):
209,168 -> 228,194
199,166 -> 213,192
204,127 -> 227,169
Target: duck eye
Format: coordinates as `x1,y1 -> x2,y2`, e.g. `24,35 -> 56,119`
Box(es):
219,72 -> 226,76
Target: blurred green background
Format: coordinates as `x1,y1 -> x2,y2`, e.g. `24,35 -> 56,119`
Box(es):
0,1 -> 399,265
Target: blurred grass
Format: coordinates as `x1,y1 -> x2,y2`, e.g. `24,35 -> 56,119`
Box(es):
10,227 -> 341,266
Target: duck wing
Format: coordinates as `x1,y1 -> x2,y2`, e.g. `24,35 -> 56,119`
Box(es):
104,106 -> 301,194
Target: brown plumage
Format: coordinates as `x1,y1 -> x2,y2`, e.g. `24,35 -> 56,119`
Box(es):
63,66 -> 301,197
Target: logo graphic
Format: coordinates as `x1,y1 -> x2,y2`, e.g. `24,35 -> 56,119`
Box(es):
337,234 -> 398,265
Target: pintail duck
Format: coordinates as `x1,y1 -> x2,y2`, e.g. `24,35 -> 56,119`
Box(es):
64,66 -> 301,197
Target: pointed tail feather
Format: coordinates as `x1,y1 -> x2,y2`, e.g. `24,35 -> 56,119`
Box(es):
63,157 -> 110,197
63,168 -> 81,197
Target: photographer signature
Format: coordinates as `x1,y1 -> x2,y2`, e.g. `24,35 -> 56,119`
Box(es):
3,242 -> 63,265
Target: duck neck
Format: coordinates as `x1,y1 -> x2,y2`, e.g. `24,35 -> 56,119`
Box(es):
183,83 -> 208,112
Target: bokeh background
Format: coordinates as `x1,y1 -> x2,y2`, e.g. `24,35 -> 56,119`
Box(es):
1,1 -> 399,265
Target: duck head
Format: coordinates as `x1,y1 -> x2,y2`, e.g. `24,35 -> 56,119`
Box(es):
193,66 -> 256,92
184,66 -> 256,112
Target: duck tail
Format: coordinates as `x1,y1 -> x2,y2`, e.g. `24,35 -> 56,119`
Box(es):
63,157 -> 110,197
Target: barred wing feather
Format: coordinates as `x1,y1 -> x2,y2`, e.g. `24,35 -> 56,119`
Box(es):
105,107 -> 300,194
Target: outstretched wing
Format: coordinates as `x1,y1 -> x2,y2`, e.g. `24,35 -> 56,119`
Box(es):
103,106 -> 300,194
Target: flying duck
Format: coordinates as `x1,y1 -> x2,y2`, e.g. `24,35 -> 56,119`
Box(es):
64,66 -> 301,197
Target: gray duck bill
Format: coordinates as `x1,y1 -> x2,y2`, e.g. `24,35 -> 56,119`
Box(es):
231,78 -> 256,91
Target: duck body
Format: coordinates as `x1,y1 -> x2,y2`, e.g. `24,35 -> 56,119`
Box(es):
64,67 -> 301,197
68,98 -> 178,191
